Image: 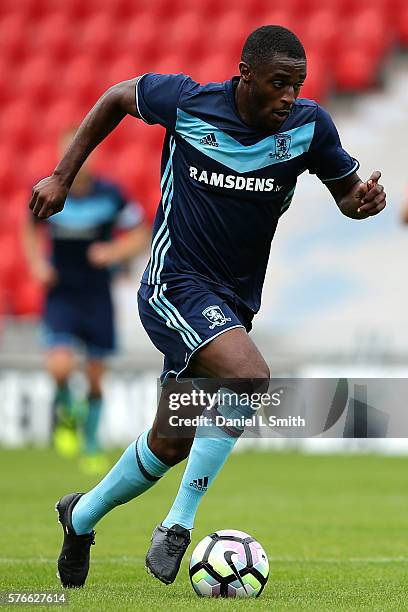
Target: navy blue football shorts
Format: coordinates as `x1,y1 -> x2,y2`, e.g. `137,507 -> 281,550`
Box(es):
43,285 -> 115,359
138,282 -> 254,384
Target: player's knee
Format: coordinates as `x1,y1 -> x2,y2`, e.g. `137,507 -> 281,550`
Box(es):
46,350 -> 74,385
148,434 -> 191,466
231,359 -> 270,382
86,361 -> 106,397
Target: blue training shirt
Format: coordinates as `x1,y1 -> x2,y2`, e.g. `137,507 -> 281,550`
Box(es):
137,73 -> 359,313
39,177 -> 143,290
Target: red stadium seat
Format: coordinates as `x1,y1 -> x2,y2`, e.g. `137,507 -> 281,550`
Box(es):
0,58 -> 14,105
165,12 -> 208,62
343,9 -> 392,59
143,125 -> 165,150
25,144 -> 57,187
0,237 -> 17,303
110,142 -> 159,203
74,13 -> 119,62
300,66 -> 330,102
398,6 -> 408,46
95,118 -> 140,156
41,100 -> 84,143
251,9 -> 297,33
0,144 -> 21,197
57,0 -> 105,21
105,54 -> 144,88
306,0 -> 349,13
378,0 -> 404,26
207,10 -> 248,58
301,10 -> 339,60
3,0 -> 50,20
152,53 -> 194,77
27,13 -> 74,63
60,56 -> 104,108
115,13 -> 161,64
144,184 -> 162,221
101,0 -> 140,21
193,53 -> 236,85
10,276 -> 44,317
15,56 -> 60,106
0,13 -> 29,63
0,101 -> 38,151
334,49 -> 379,92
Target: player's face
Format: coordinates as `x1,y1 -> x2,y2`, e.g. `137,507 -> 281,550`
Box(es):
240,54 -> 307,132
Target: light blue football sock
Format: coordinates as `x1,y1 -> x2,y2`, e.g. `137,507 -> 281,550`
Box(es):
72,430 -> 169,535
162,389 -> 255,531
83,395 -> 103,455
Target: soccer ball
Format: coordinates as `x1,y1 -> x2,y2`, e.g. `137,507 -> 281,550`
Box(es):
189,529 -> 269,598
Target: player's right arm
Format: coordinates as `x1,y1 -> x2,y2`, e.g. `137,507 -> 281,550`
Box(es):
29,78 -> 142,219
22,215 -> 57,286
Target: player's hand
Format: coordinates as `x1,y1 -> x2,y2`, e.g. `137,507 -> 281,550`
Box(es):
87,242 -> 117,268
355,171 -> 386,217
31,260 -> 58,287
29,174 -> 69,219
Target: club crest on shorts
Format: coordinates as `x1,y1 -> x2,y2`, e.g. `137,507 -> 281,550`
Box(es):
202,305 -> 231,329
270,133 -> 292,160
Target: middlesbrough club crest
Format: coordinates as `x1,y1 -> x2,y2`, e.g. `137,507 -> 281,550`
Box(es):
202,306 -> 231,329
270,133 -> 292,160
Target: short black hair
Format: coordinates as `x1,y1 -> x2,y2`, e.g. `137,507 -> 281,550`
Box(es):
241,25 -> 306,69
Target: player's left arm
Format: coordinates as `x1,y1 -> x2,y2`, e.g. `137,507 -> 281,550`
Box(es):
326,170 -> 386,220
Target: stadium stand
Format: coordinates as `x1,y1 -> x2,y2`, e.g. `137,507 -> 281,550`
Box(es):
1,0 -> 406,315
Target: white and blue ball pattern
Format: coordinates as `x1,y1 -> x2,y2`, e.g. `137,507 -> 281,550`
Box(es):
189,529 -> 269,598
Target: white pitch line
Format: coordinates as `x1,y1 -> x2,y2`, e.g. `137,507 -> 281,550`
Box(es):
1,556 -> 408,564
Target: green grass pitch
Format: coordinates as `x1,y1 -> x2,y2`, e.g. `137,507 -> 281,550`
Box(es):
1,448 -> 408,611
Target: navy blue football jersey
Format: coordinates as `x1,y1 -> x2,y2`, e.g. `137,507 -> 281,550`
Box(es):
137,73 -> 359,313
40,177 -> 143,289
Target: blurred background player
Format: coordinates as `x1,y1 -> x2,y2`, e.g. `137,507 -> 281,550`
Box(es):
23,129 -> 149,473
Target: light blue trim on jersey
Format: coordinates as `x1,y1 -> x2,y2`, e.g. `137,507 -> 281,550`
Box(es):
176,109 -> 316,173
48,196 -> 117,229
280,185 -> 296,215
148,137 -> 176,284
155,206 -> 173,282
149,172 -> 173,283
320,159 -> 360,183
148,285 -> 201,350
161,138 -> 176,190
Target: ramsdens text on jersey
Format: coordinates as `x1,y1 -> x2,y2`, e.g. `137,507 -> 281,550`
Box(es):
189,166 -> 281,192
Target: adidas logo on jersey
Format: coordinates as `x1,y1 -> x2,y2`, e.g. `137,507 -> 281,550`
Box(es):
199,133 -> 219,147
190,476 -> 209,491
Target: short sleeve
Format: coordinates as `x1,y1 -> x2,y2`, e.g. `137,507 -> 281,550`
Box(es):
115,200 -> 144,230
110,184 -> 144,229
135,73 -> 192,130
307,105 -> 359,182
